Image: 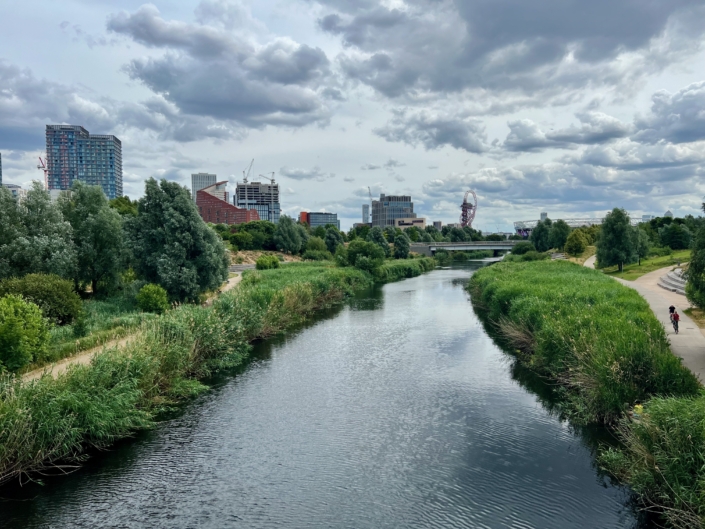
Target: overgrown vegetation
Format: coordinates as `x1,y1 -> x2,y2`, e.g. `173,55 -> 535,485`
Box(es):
469,260 -> 699,424
0,274 -> 82,325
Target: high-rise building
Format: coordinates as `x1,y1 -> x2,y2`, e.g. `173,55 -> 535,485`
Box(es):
196,182 -> 259,225
299,211 -> 340,230
46,125 -> 122,199
235,181 -> 280,223
371,194 -> 416,228
362,204 -> 369,223
191,173 -> 217,202
433,221 -> 442,230
540,211 -> 548,221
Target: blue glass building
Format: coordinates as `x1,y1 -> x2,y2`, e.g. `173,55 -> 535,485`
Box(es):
46,125 -> 123,199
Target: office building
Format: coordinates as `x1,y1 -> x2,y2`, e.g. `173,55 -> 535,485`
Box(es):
433,221 -> 442,231
371,194 -> 416,228
235,181 -> 280,223
395,217 -> 426,230
46,125 -> 122,199
362,204 -> 370,223
197,182 -> 259,225
540,211 -> 548,221
299,211 -> 340,230
192,173 -> 217,202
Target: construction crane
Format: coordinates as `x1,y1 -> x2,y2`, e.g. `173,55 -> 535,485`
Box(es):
37,157 -> 48,190
258,172 -> 276,184
242,159 -> 254,184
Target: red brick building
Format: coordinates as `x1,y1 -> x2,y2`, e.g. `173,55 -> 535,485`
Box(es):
197,182 -> 260,225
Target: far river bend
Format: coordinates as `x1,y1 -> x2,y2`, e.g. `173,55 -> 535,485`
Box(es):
1,265 -> 645,528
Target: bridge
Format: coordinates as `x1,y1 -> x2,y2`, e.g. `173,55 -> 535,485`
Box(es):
410,241 -> 519,257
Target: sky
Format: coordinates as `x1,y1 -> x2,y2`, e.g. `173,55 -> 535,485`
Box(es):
2,0 -> 705,231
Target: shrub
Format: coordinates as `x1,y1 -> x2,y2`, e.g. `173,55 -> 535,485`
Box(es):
347,240 -> 385,272
136,284 -> 170,314
302,250 -> 333,261
648,246 -> 673,257
564,230 -> 588,256
255,255 -> 280,270
0,274 -> 82,325
511,241 -> 536,255
306,236 -> 327,252
0,294 -> 50,371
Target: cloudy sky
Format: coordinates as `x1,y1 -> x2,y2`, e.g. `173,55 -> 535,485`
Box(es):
2,0 -> 705,230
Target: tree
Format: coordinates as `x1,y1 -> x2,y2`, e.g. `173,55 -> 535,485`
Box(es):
394,232 -> 410,259
0,294 -> 49,372
383,226 -> 397,242
60,182 -> 126,296
312,226 -> 326,238
659,222 -> 692,250
125,178 -> 229,302
485,233 -> 505,241
306,236 -> 327,252
0,274 -> 82,325
109,196 -> 138,217
274,215 -> 303,254
512,241 -> 536,255
449,227 -> 468,242
0,182 -> 76,280
596,208 -> 636,272
366,227 -> 391,257
347,240 -> 385,272
530,218 -> 552,252
564,230 -> 587,256
405,226 -> 420,242
634,227 -> 651,265
548,219 -> 571,250
687,222 -> 705,309
325,228 -> 344,254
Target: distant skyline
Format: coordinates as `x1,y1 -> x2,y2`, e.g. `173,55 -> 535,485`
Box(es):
2,0 -> 705,230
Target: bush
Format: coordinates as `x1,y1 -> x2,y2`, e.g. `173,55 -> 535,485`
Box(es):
648,246 -> 673,257
136,284 -> 170,314
347,240 -> 385,272
302,250 -> 333,261
0,294 -> 50,371
511,241 -> 535,255
306,236 -> 327,252
564,230 -> 588,256
255,255 -> 280,270
0,274 -> 82,325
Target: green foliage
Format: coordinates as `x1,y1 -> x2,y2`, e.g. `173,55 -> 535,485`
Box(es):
347,240 -> 385,273
0,295 -> 50,372
648,246 -> 673,257
366,227 -> 391,257
0,274 -> 82,325
564,230 -> 588,256
485,233 -> 505,241
231,231 -> 254,250
659,222 -> 692,250
503,250 -> 550,262
302,250 -> 333,261
125,178 -> 229,302
306,236 -> 327,252
334,245 -> 349,266
469,260 -> 699,424
136,284 -> 170,314
312,226 -> 326,238
511,241 -> 536,255
274,215 -> 304,254
383,226 -> 398,242
376,258 -> 435,282
686,225 -> 705,309
393,232 -> 410,259
529,218 -> 552,252
324,227 -> 344,254
109,196 -> 138,217
596,208 -> 636,272
60,182 -> 126,296
255,255 -> 280,270
0,182 -> 76,280
548,219 -> 570,250
633,227 -> 651,264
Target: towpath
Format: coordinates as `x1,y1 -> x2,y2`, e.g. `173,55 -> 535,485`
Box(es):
23,273 -> 244,382
583,256 -> 705,381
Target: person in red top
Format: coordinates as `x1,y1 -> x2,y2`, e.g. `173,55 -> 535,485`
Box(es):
672,310 -> 680,334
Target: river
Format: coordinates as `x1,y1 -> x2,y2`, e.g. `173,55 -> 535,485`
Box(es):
1,265 -> 643,528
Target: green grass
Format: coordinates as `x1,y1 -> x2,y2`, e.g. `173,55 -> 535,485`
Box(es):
0,260 -> 433,485
602,249 -> 690,281
469,260 -> 699,424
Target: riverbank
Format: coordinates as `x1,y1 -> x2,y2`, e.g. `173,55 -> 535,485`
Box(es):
468,260 -> 699,423
0,260 -> 433,486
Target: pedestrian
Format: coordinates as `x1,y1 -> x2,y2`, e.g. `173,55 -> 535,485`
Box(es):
673,310 -> 680,334
669,304 -> 676,322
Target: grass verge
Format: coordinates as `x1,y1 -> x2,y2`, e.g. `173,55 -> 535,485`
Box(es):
602,249 -> 690,281
468,260 -> 699,424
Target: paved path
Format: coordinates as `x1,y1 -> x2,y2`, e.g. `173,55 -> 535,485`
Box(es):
582,258 -> 705,381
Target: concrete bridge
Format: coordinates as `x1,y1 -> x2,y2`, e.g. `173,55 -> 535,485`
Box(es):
410,241 -> 519,257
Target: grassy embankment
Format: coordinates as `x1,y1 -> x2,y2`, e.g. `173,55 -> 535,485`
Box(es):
469,260 -> 699,424
602,249 -> 690,281
0,259 -> 433,486
567,245 -> 596,266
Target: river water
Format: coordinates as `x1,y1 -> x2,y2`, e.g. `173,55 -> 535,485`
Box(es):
1,265 -> 642,528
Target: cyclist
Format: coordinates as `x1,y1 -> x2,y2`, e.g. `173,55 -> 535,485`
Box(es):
669,305 -> 676,322
672,310 -> 680,334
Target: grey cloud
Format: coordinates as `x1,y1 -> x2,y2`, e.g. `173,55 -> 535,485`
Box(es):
194,0 -> 257,31
361,163 -> 381,170
279,166 -> 333,180
343,176 -> 355,182
384,158 -> 405,168
503,112 -> 630,152
375,109 -> 488,153
577,139 -> 705,171
633,81 -> 705,144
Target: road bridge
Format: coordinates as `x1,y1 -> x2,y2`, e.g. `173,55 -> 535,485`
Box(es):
410,241 -> 519,257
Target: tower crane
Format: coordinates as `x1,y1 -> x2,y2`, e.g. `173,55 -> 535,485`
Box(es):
242,159 -> 254,184
258,172 -> 276,184
37,157 -> 48,190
